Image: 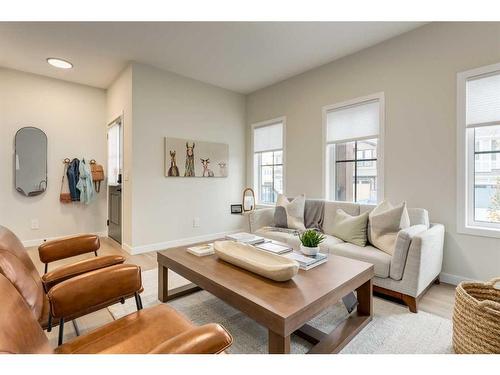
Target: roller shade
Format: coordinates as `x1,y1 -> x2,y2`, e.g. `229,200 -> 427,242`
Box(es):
253,122 -> 283,153
326,100 -> 379,143
466,72 -> 500,127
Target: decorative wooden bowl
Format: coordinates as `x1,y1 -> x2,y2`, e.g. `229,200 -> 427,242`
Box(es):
214,240 -> 299,282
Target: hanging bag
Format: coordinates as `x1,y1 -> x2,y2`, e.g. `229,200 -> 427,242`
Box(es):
59,163 -> 72,203
90,161 -> 105,193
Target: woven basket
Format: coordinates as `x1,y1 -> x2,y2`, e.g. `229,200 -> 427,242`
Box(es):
452,277 -> 500,354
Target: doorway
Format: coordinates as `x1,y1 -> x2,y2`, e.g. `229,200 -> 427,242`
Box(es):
107,117 -> 122,244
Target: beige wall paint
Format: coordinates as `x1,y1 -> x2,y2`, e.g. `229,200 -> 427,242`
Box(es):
0,68 -> 107,243
246,22 -> 500,281
106,66 -> 133,246
130,63 -> 246,249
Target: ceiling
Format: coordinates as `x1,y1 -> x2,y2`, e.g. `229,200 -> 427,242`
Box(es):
0,22 -> 425,94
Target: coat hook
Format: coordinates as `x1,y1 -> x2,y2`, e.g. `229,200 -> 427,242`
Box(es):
90,159 -> 96,164
63,158 -> 71,164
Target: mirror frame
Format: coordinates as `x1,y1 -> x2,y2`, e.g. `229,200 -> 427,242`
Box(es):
15,126 -> 48,197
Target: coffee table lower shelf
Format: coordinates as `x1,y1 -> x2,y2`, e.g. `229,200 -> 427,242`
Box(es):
158,262 -> 372,354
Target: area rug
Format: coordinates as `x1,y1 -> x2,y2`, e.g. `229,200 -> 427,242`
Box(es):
108,269 -> 453,354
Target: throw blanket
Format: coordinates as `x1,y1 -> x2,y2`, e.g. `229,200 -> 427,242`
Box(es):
304,199 -> 325,230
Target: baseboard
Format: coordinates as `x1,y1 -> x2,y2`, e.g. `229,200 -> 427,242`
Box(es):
439,272 -> 471,286
125,229 -> 245,255
22,230 -> 108,247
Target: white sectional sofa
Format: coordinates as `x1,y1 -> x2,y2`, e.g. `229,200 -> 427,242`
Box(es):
244,200 -> 445,312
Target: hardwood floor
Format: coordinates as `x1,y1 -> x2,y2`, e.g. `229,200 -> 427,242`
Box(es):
26,236 -> 456,347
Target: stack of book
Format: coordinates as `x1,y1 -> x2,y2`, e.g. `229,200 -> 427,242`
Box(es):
254,241 -> 293,255
225,232 -> 267,245
187,243 -> 215,257
284,252 -> 328,270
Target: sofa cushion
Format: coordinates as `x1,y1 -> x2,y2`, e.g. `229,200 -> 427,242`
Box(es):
368,201 -> 410,255
330,242 -> 391,278
407,208 -> 430,228
329,209 -> 369,247
274,194 -> 306,231
323,202 -> 360,236
318,235 -> 345,253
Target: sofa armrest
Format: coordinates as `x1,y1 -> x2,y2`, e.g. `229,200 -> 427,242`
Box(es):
38,234 -> 100,264
42,255 -> 125,291
245,208 -> 275,233
48,264 -> 142,320
149,324 -> 233,354
390,225 -> 428,280
401,223 -> 445,296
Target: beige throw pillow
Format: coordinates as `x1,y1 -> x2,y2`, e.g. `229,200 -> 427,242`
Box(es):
368,200 -> 410,255
330,209 -> 369,247
274,194 -> 306,231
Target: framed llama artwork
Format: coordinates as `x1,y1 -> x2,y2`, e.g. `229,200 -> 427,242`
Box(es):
164,137 -> 229,178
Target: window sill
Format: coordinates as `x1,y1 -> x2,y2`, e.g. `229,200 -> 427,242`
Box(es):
457,224 -> 500,239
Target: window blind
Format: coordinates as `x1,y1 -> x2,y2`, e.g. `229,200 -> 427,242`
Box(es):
253,122 -> 283,153
466,72 -> 500,127
326,100 -> 379,143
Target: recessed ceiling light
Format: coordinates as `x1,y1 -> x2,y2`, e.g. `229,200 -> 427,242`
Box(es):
47,58 -> 73,69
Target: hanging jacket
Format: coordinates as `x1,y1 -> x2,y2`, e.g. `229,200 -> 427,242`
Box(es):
76,159 -> 96,205
67,158 -> 80,201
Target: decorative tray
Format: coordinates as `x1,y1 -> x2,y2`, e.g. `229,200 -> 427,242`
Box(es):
214,240 -> 299,282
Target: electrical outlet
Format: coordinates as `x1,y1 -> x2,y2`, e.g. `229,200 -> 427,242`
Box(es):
193,217 -> 200,228
31,219 -> 39,230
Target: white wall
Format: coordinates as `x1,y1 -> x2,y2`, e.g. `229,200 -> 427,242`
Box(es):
128,63 -> 246,251
246,22 -> 500,282
0,68 -> 107,244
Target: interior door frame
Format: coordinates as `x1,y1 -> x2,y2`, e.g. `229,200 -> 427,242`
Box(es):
106,114 -> 124,244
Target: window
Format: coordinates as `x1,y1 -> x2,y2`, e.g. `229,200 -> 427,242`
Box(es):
324,94 -> 384,204
458,63 -> 500,237
252,119 -> 285,204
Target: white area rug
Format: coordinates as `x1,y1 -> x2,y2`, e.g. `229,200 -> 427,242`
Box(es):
108,269 -> 453,354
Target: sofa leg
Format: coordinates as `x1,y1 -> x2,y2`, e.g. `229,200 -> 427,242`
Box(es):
402,294 -> 418,313
434,277 -> 440,285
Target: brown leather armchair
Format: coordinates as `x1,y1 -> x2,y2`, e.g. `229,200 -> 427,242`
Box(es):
0,225 -> 142,344
0,272 -> 233,354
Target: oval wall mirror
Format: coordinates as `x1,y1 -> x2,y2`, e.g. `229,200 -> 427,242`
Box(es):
242,187 -> 256,212
15,127 -> 48,197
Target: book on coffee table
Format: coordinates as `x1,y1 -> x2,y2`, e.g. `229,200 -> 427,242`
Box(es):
254,241 -> 292,255
187,243 -> 215,257
225,232 -> 268,245
284,252 -> 328,270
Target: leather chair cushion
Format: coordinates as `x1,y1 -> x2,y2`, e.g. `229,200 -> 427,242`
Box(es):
42,255 -> 126,290
0,274 -> 52,354
0,249 -> 45,319
0,226 -> 45,320
55,304 -> 195,354
38,234 -> 100,264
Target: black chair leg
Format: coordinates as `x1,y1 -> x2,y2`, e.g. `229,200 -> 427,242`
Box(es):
135,292 -> 143,310
58,318 -> 65,346
44,263 -> 48,274
47,308 -> 52,332
72,320 -> 80,336
94,251 -> 98,257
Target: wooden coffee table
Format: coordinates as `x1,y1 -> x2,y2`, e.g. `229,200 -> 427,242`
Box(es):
157,241 -> 374,354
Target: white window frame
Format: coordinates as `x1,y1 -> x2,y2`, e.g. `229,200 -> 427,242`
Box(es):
322,92 -> 385,203
457,62 -> 500,238
251,116 -> 286,206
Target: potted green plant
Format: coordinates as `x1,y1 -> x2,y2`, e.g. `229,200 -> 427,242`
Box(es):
298,229 -> 326,256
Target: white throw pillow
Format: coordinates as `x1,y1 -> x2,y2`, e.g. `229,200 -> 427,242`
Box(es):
330,209 -> 369,247
368,200 -> 410,255
274,194 -> 306,231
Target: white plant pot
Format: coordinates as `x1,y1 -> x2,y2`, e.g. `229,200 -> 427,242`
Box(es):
300,244 -> 320,256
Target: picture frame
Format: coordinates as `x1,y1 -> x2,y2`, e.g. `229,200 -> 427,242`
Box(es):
231,204 -> 243,214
